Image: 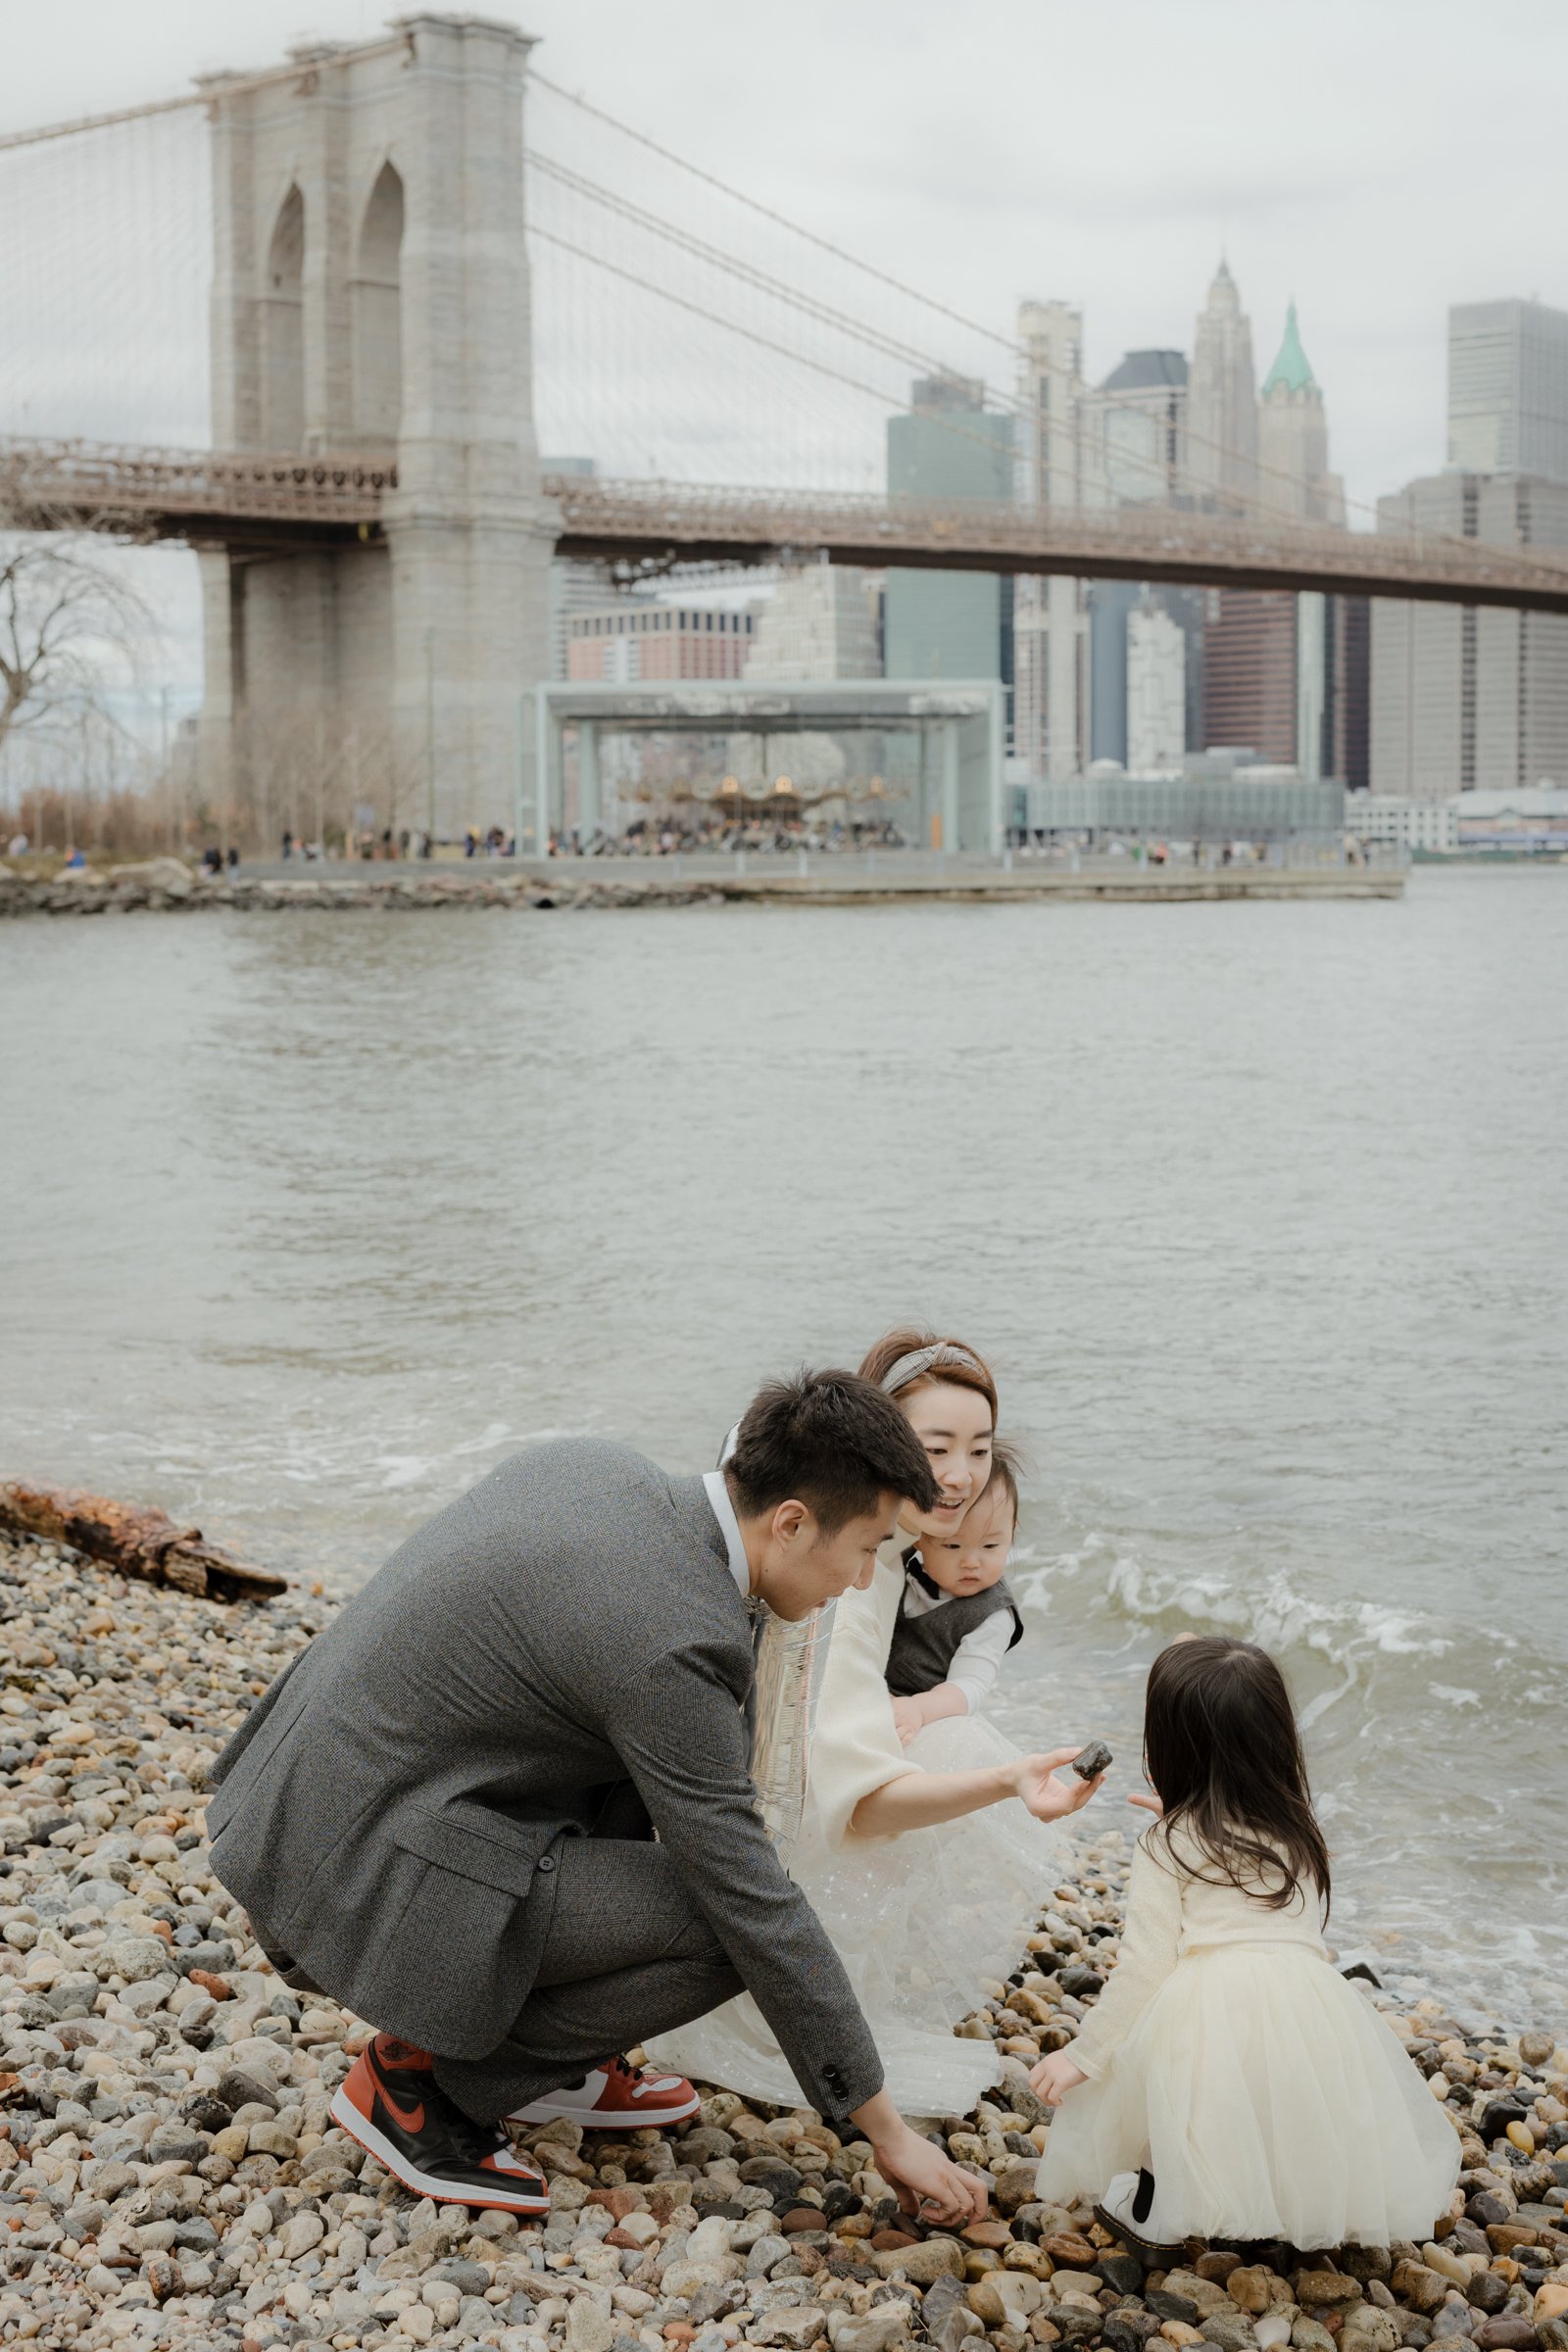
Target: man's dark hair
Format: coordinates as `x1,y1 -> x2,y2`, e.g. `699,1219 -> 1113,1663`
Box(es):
727,1369 -> 940,1536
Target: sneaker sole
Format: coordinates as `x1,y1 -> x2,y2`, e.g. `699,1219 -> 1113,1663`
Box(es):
510,2086 -> 701,2131
328,2082 -> 550,2215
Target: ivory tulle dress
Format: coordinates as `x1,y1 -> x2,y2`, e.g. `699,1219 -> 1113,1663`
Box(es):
1036,1821 -> 1460,2247
648,1544 -> 1055,2119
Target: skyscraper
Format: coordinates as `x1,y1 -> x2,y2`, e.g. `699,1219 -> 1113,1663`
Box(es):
884,374 -> 1012,686
1188,261 -> 1258,514
1013,302 -> 1089,780
745,564 -> 879,682
1126,599 -> 1187,770
1448,298 -> 1568,482
1078,350 -> 1189,511
1256,303 -> 1344,524
1202,300 -> 1362,782
1372,471 -> 1568,794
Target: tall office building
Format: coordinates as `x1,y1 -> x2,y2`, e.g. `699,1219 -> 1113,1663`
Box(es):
1013,303 -> 1088,780
1201,301 -> 1359,781
884,375 -> 1013,689
1448,299 -> 1568,482
1126,599 -> 1187,770
1202,591 -> 1298,764
1257,303 -> 1345,523
745,563 -> 879,681
1188,261 -> 1258,514
1078,349 -> 1189,511
1372,471 -> 1568,794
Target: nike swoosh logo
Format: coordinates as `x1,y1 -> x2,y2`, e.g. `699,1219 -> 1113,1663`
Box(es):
378,2086 -> 425,2134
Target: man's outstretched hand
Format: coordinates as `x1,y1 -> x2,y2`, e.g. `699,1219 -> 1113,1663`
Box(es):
853,2090 -> 988,2227
1010,1748 -> 1105,1825
875,2117 -> 989,2226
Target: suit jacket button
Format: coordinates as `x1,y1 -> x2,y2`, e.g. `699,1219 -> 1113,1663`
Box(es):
536,1855 -> 557,1874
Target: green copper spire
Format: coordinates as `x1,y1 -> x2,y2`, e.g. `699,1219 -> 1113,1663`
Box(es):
1263,300 -> 1316,395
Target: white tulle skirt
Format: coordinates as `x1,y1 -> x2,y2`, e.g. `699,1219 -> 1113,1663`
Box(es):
1037,1941 -> 1461,2248
650,1715 -> 1056,2119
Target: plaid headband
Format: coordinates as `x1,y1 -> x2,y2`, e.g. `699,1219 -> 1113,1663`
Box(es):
879,1342 -> 986,1395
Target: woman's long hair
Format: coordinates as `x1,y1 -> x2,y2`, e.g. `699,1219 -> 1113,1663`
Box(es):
1143,1636 -> 1331,1913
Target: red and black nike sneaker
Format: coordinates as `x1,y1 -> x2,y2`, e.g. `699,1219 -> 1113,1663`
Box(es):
508,2052 -> 700,2131
329,2034 -> 550,2214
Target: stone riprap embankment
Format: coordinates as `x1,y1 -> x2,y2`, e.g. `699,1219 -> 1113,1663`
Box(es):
0,864 -> 710,918
0,860 -> 1404,917
2,1530 -> 1564,2352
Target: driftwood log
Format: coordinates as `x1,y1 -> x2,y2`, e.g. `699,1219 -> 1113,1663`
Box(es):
0,1481 -> 286,1602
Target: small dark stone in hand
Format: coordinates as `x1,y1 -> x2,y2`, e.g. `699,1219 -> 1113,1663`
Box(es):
1070,1740 -> 1113,1780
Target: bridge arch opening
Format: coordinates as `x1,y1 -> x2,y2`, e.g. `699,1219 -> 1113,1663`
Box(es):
262,183 -> 305,450
353,162 -> 404,448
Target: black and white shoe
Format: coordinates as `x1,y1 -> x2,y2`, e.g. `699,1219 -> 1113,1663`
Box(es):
1094,2167 -> 1181,2256
330,2033 -> 550,2214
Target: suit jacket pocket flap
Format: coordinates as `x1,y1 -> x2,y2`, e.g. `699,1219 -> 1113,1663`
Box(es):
391,1803 -> 548,1900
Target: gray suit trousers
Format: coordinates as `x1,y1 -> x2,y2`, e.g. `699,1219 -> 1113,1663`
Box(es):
434,1837 -> 742,2124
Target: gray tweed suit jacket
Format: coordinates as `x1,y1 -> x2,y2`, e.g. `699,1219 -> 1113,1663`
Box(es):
206,1439 -> 883,2120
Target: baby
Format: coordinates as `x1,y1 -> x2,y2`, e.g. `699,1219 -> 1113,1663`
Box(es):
886,1447 -> 1024,1743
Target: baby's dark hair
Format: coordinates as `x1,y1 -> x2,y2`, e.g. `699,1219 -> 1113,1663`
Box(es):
1144,1635 -> 1331,1914
982,1440 -> 1021,1530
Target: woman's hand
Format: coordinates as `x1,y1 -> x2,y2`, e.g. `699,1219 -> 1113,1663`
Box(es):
891,1695 -> 924,1746
1010,1748 -> 1104,1824
870,2117 -> 990,2226
1128,1788 -> 1163,1818
1028,2049 -> 1088,2107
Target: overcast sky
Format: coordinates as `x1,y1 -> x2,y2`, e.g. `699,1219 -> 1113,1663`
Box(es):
5,0 -> 1567,709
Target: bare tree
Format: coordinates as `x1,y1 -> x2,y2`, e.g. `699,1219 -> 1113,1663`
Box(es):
0,534 -> 155,758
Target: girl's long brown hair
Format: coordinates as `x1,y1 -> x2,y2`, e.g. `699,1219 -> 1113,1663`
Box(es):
1144,1636 -> 1331,1913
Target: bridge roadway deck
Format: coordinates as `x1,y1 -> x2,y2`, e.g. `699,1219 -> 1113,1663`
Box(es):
4,438 -> 1568,612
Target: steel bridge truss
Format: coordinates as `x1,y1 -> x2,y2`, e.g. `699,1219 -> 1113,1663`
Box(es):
5,438 -> 1568,612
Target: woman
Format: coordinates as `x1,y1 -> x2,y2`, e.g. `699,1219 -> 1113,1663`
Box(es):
649,1330 -> 1100,2116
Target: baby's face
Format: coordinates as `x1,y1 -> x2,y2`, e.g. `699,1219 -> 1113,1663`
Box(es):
920,1482 -> 1013,1598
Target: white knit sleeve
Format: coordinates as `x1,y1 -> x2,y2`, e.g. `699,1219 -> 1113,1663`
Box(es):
807,1549 -> 916,1849
945,1611 -> 1013,1712
1065,1828 -> 1184,2080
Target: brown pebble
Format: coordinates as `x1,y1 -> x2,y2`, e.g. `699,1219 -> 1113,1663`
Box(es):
1041,2234 -> 1099,2270
663,2328 -> 696,2345
784,2208 -> 830,2234
591,2187 -> 645,2219
965,2223 -> 1015,2249
1198,2254 -> 1243,2282
869,2228 -> 919,2251
188,1968 -> 231,1999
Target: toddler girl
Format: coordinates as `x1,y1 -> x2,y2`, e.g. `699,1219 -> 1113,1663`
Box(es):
1031,1634 -> 1459,2250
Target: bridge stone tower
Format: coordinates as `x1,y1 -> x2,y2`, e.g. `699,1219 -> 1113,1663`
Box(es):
197,14 -> 554,841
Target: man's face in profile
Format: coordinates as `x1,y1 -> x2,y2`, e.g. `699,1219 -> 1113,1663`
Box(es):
760,1495 -> 900,1620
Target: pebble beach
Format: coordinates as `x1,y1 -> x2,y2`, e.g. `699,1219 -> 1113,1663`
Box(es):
2,1533 -> 1565,2352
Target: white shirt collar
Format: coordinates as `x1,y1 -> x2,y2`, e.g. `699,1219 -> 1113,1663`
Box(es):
703,1467 -> 752,1600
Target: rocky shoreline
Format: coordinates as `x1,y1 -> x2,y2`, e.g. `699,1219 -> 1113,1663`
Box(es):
0,860 -> 1403,919
2,1532 -> 1563,2352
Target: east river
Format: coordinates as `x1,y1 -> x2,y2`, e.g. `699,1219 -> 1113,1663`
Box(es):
4,865 -> 1565,2025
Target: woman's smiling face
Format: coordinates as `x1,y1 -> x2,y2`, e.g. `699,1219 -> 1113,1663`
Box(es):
896,1380 -> 995,1540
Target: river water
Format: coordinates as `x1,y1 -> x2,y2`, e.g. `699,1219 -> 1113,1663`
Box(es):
4,867 -> 1565,2028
